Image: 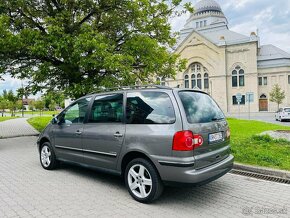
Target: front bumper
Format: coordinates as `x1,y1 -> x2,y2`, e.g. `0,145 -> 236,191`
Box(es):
153,154 -> 234,186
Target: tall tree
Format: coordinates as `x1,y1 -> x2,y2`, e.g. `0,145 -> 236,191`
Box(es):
0,0 -> 190,98
270,84 -> 285,110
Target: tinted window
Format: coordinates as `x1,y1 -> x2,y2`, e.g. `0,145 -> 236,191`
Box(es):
60,97 -> 91,124
89,94 -> 123,123
126,92 -> 175,124
179,91 -> 225,124
284,108 -> 290,112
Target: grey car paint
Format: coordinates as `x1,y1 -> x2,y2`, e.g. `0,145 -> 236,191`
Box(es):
37,88 -> 234,185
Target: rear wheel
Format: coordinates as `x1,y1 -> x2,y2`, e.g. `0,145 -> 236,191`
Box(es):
40,142 -> 59,170
125,158 -> 163,203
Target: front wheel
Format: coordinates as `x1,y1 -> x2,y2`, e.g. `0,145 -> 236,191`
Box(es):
40,142 -> 59,170
125,158 -> 163,203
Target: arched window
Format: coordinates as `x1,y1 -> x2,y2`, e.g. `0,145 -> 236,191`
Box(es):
197,74 -> 202,89
239,69 -> 244,86
204,73 -> 209,89
184,75 -> 189,88
232,66 -> 245,87
232,70 -> 238,87
191,74 -> 196,88
184,63 -> 209,90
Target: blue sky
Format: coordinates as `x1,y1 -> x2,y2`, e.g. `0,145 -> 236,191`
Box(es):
1,0 -> 290,95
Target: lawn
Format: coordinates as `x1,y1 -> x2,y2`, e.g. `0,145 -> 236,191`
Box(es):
0,117 -> 17,122
26,116 -> 290,171
228,118 -> 290,171
27,116 -> 53,132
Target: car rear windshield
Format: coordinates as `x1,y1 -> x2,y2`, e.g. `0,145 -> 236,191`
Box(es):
284,108 -> 290,112
179,91 -> 225,124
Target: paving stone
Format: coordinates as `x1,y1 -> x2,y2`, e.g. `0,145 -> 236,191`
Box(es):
0,118 -> 39,138
0,136 -> 289,217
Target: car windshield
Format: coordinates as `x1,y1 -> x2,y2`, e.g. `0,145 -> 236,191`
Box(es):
284,108 -> 290,112
179,91 -> 225,124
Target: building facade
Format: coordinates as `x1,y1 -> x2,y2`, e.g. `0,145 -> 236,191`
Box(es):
166,0 -> 290,113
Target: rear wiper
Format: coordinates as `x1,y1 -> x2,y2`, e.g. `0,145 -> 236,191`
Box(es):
212,117 -> 225,121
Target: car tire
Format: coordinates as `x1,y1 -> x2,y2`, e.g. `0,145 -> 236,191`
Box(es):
125,158 -> 163,203
40,142 -> 59,170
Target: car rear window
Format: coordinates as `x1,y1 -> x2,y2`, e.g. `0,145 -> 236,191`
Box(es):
284,108 -> 290,112
126,91 -> 176,124
179,91 -> 225,124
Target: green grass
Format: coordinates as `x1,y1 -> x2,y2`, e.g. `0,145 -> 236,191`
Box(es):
228,118 -> 290,171
27,116 -> 53,132
0,117 -> 17,122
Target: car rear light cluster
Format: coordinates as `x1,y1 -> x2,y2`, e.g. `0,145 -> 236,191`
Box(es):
172,131 -> 203,151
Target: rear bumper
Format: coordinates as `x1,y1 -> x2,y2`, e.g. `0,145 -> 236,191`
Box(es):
153,154 -> 234,185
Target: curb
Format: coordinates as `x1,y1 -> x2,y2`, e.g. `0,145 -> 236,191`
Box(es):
0,134 -> 39,139
233,163 -> 290,179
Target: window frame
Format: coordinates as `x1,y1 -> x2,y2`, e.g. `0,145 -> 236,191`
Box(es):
125,91 -> 176,125
87,93 -> 125,124
263,77 -> 267,86
232,70 -> 238,87
56,96 -> 93,125
184,75 -> 189,88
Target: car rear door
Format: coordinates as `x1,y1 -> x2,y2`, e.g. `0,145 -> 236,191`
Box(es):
82,93 -> 125,169
177,91 -> 231,169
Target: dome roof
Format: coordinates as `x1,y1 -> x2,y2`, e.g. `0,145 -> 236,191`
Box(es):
194,0 -> 222,14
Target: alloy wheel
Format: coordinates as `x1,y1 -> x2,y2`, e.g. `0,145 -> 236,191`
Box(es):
127,164 -> 152,198
41,145 -> 51,167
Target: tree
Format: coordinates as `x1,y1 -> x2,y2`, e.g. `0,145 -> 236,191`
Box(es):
270,84 -> 285,110
0,97 -> 9,116
34,100 -> 45,116
0,0 -> 190,98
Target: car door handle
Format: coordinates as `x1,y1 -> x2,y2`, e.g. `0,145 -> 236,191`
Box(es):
75,130 -> 82,135
114,132 -> 123,138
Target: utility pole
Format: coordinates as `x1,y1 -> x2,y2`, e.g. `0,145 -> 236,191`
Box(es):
21,80 -> 24,118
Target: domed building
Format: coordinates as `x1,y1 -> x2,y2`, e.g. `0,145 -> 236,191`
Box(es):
166,0 -> 290,113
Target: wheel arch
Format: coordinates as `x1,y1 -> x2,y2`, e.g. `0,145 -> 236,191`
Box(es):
38,137 -> 51,152
120,151 -> 159,177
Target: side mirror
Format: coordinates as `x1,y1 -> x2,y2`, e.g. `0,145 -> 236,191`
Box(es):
51,117 -> 58,124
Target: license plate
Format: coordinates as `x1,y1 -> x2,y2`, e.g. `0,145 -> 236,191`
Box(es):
209,132 -> 223,143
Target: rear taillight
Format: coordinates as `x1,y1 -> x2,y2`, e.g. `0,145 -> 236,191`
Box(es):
172,131 -> 203,151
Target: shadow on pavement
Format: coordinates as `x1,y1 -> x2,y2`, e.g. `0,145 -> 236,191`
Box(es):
56,162 -> 225,205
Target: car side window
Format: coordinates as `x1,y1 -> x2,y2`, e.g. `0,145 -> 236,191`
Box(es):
126,91 -> 176,124
59,97 -> 91,124
89,94 -> 123,123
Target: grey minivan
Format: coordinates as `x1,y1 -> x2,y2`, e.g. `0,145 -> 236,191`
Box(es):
37,86 -> 234,203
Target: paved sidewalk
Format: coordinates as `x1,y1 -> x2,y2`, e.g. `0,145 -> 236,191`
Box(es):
0,118 -> 39,138
0,137 -> 289,218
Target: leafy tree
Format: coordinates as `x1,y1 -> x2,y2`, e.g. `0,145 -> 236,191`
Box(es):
43,91 -> 65,110
270,84 -> 285,110
0,0 -> 189,98
0,97 -> 9,116
34,100 -> 45,116
28,100 -> 35,111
